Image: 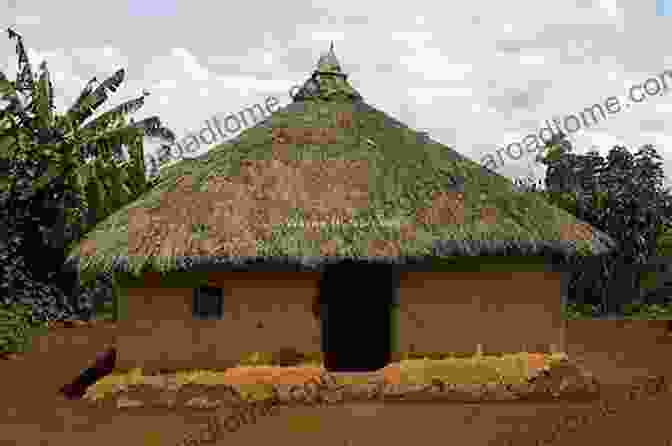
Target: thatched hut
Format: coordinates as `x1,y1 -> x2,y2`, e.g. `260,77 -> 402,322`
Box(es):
64,43 -> 616,374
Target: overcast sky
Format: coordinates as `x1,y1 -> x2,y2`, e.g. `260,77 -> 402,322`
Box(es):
2,0 -> 671,188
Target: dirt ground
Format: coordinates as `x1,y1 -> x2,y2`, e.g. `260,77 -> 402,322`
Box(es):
2,319 -> 672,446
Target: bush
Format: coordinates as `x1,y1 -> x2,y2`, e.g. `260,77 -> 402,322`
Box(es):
564,300 -> 672,319
0,165 -> 93,323
78,270 -> 116,318
0,213 -> 93,323
562,302 -> 601,319
0,303 -> 47,356
621,302 -> 672,318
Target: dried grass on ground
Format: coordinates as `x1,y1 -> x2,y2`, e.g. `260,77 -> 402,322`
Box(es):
84,351 -> 567,404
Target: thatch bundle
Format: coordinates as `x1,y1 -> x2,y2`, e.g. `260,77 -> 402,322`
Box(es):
64,44 -> 616,282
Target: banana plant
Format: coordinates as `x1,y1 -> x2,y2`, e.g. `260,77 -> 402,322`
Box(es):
0,27 -> 176,246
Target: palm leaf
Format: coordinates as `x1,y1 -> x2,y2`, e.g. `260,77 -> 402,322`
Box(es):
63,76 -> 99,129
128,115 -> 177,142
0,134 -> 15,158
84,179 -> 102,228
7,28 -> 35,96
83,126 -> 147,184
2,28 -> 171,242
81,89 -> 147,134
107,165 -> 131,209
74,69 -> 125,128
0,71 -> 31,130
90,162 -> 113,221
28,60 -> 55,133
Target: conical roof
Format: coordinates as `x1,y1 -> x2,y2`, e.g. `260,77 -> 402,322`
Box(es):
64,44 -> 617,281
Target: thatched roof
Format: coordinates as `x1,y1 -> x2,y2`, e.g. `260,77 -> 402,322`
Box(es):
64,43 -> 617,281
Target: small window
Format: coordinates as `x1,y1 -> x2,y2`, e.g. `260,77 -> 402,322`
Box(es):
193,286 -> 223,320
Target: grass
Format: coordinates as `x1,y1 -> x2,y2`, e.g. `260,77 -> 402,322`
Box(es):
562,301 -> 672,319
86,348 -> 568,403
92,301 -> 115,322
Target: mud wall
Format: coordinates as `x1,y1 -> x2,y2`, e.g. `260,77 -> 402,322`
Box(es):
397,271 -> 565,356
115,272 -> 322,373
115,270 -> 565,373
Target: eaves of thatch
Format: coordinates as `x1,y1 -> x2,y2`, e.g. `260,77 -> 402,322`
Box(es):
64,42 -> 617,283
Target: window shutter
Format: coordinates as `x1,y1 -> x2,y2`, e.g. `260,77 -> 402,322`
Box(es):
193,286 -> 223,319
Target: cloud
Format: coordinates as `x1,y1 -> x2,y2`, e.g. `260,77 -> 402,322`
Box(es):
518,53 -> 547,66
68,46 -> 130,75
579,131 -> 631,154
655,103 -> 672,113
407,87 -> 474,104
13,16 -> 41,26
172,48 -> 210,82
2,0 -> 670,188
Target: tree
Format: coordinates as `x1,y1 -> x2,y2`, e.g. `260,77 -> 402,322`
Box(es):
517,133 -> 611,313
0,153 -> 87,322
517,134 -> 672,315
0,28 -> 175,320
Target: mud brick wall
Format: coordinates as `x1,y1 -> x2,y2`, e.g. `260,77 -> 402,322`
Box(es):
115,272 -> 322,374
397,271 -> 566,357
114,270 -> 565,373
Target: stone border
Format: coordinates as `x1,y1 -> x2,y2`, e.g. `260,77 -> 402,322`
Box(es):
81,359 -> 599,446
77,357 -> 605,445
93,358 -> 599,409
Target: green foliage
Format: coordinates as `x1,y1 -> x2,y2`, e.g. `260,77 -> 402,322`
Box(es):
0,303 -> 47,355
639,271 -> 659,291
561,302 -> 602,319
519,132 -> 672,314
620,302 -> 672,318
0,27 -> 176,255
543,190 -> 578,216
632,225 -> 672,295
563,301 -> 672,319
655,225 -> 672,257
0,28 -> 176,316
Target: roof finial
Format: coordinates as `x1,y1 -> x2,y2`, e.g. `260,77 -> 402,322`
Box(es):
292,41 -> 362,102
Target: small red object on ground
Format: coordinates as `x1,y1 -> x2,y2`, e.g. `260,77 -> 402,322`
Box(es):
59,346 -> 116,400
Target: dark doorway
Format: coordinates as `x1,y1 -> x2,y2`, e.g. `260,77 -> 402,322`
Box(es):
319,261 -> 399,372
